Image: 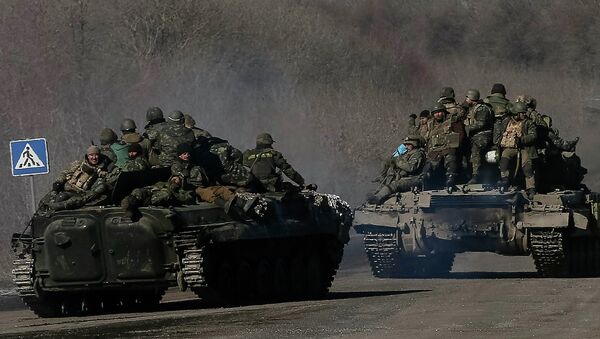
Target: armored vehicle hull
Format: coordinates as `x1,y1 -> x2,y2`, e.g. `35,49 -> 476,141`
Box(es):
12,191 -> 352,317
354,185 -> 600,278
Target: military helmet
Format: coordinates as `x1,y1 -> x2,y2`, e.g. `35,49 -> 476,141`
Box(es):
168,110 -> 185,124
120,118 -> 137,132
419,110 -> 430,118
439,87 -> 455,99
184,114 -> 196,127
256,133 -> 275,145
403,136 -> 420,147
99,128 -> 117,145
491,83 -> 507,95
466,89 -> 480,101
516,95 -> 537,110
431,102 -> 447,113
511,102 -> 528,114
146,107 -> 164,122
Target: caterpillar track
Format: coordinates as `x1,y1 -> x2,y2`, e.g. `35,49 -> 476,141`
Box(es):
531,229 -> 600,277
363,233 -> 454,278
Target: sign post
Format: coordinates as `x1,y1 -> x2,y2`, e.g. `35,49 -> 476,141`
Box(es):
10,138 -> 50,214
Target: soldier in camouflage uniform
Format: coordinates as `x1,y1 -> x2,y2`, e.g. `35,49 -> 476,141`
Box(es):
40,146 -> 114,212
99,128 -> 118,163
368,136 -> 425,204
121,143 -> 149,172
243,133 -> 305,192
464,89 -> 494,183
154,110 -> 195,167
184,114 -> 212,140
484,83 -> 511,121
408,110 -> 430,147
143,107 -> 167,167
424,103 -> 462,191
111,119 -> 150,168
494,102 -> 538,197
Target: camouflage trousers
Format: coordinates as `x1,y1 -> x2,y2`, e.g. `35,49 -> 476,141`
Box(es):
499,148 -> 535,190
130,182 -> 195,207
469,133 -> 492,176
39,187 -> 107,212
387,176 -> 422,193
425,150 -> 458,188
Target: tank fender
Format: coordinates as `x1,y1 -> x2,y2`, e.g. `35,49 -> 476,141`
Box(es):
521,211 -> 570,229
571,211 -> 589,230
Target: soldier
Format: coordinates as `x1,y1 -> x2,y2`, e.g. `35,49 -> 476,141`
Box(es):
408,110 -> 430,146
243,133 -> 305,192
40,146 -> 113,212
424,103 -> 461,191
464,89 -> 494,183
484,83 -> 511,121
437,86 -> 466,120
493,102 -> 538,197
184,114 -> 212,140
99,128 -> 118,163
154,110 -> 195,167
121,143 -> 149,172
368,136 -> 425,204
143,107 -> 167,166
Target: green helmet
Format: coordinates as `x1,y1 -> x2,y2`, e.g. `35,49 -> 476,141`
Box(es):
146,107 -> 164,122
439,87 -> 455,99
120,118 -> 137,132
99,128 -> 117,145
466,89 -> 480,101
256,133 -> 274,146
403,135 -> 420,147
511,102 -> 527,114
168,110 -> 184,124
431,102 -> 447,113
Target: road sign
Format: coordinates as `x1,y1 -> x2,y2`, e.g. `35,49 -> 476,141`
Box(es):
10,138 -> 49,176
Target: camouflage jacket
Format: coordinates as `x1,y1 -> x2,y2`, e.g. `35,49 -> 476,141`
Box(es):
407,116 -> 428,147
484,93 -> 511,119
155,123 -> 195,167
56,156 -> 113,193
425,117 -> 462,159
190,126 -> 212,140
144,121 -> 168,166
438,98 -> 466,121
393,148 -> 425,177
171,158 -> 209,190
493,117 -> 538,159
243,147 -> 305,190
121,156 -> 149,172
100,145 -> 117,163
464,102 -> 494,137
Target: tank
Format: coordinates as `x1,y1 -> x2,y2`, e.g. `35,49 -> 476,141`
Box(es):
11,170 -> 353,317
354,184 -> 600,278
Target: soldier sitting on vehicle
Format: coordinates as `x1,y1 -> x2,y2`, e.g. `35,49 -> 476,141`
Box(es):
99,128 -> 118,163
243,133 -> 306,192
437,87 -> 466,120
112,118 -> 151,168
39,146 -> 114,213
484,83 -> 511,121
143,107 -> 168,167
423,103 -> 462,192
121,143 -> 149,172
408,110 -> 430,147
154,110 -> 195,167
368,136 -> 425,204
493,102 -> 538,198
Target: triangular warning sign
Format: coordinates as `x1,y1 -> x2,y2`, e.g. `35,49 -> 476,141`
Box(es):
15,143 -> 45,169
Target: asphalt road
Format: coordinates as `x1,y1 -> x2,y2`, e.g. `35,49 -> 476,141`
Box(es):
1,235 -> 600,338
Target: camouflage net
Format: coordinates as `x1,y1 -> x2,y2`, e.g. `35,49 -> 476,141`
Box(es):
302,191 -> 354,229
234,192 -> 269,218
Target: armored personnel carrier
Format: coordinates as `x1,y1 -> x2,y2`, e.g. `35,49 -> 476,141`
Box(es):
11,170 -> 353,317
354,184 -> 600,278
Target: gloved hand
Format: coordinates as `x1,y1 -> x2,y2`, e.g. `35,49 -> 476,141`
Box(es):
305,183 -> 318,191
52,181 -> 64,192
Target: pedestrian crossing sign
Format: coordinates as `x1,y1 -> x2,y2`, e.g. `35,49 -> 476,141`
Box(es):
10,138 -> 49,176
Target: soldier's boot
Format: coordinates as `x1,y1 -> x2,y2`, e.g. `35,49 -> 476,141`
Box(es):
496,177 -> 510,193
445,174 -> 456,193
47,201 -> 69,211
367,186 -> 392,205
121,196 -> 141,220
467,174 -> 480,185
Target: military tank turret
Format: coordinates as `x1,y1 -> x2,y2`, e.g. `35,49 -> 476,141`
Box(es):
11,170 -> 353,317
354,184 -> 600,278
